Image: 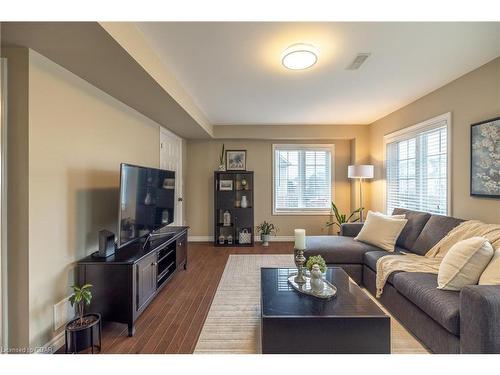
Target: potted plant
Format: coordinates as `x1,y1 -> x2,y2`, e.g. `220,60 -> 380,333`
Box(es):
306,255 -> 327,274
65,284 -> 101,353
256,221 -> 278,246
306,255 -> 327,293
325,202 -> 363,234
218,143 -> 225,171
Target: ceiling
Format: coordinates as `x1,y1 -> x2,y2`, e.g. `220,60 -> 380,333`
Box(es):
136,22 -> 500,125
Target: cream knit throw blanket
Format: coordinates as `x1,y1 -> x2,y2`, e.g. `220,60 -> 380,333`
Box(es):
375,220 -> 500,297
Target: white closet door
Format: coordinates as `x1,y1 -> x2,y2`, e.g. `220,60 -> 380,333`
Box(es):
0,57 -> 6,347
159,127 -> 183,226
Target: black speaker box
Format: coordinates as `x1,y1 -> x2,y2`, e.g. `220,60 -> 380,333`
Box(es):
93,230 -> 116,258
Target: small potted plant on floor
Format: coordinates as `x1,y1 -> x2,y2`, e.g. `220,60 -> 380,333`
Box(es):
256,221 -> 278,246
65,284 -> 102,353
326,202 -> 363,235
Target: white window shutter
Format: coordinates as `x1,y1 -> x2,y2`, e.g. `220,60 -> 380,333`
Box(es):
273,144 -> 333,214
386,121 -> 448,215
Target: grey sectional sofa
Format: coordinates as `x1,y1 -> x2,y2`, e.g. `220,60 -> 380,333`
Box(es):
304,208 -> 500,354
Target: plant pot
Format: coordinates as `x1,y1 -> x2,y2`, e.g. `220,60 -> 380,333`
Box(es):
65,313 -> 102,353
261,234 -> 270,246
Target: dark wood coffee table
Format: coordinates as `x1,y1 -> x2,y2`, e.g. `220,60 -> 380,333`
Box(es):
260,267 -> 390,354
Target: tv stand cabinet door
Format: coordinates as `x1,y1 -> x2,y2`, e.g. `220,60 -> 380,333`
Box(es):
176,232 -> 187,268
136,252 -> 157,312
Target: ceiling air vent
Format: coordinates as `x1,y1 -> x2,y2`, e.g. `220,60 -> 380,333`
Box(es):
346,53 -> 371,70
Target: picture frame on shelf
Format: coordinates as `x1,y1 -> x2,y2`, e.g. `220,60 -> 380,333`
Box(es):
219,179 -> 233,191
226,150 -> 247,171
470,116 -> 500,198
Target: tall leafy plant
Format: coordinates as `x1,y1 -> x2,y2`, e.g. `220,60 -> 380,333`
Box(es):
219,143 -> 225,166
326,202 -> 363,229
69,284 -> 93,325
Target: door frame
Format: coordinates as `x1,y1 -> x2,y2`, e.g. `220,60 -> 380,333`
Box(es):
1,57 -> 8,348
159,127 -> 183,226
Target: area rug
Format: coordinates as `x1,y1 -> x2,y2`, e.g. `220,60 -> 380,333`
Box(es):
194,254 -> 429,354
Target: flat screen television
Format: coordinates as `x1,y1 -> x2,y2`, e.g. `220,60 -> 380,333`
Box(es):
118,163 -> 175,247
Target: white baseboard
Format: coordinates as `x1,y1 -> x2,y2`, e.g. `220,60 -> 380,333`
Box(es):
39,330 -> 65,354
188,236 -> 294,242
188,236 -> 213,242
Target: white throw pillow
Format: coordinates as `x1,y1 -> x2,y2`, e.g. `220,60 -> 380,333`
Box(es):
354,210 -> 408,252
438,237 -> 494,291
479,248 -> 500,285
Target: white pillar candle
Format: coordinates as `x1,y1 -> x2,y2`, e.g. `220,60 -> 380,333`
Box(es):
294,229 -> 306,250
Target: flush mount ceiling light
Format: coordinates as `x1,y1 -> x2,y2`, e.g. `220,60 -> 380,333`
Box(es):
282,44 -> 318,70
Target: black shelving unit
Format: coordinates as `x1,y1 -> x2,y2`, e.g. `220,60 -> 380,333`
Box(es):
214,171 -> 254,247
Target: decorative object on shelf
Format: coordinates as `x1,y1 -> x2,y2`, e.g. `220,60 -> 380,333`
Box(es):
306,254 -> 327,274
218,234 -> 225,245
66,284 -> 102,353
470,117 -> 500,198
310,264 -> 325,294
235,199 -> 241,208
239,228 -> 252,244
223,210 -> 231,226
325,202 -> 362,233
226,150 -> 247,171
235,179 -> 242,190
240,195 -> 248,208
218,143 -> 226,171
293,229 -> 307,284
256,221 -> 278,246
347,165 -> 374,222
219,179 -> 233,191
241,177 -> 248,190
227,234 -> 233,245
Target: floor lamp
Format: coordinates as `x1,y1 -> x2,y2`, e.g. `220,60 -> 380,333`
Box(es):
348,165 -> 374,222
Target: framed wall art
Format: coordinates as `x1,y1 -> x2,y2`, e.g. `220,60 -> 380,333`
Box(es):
470,116 -> 500,198
226,150 -> 247,171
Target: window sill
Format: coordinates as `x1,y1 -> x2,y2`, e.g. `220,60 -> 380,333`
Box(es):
272,210 -> 331,216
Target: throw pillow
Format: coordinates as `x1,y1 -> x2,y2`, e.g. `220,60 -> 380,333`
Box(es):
354,211 -> 408,252
479,248 -> 500,285
438,237 -> 494,291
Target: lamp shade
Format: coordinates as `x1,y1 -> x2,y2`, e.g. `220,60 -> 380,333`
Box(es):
348,165 -> 374,179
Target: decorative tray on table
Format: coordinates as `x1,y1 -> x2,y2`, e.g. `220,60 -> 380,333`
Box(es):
287,274 -> 337,300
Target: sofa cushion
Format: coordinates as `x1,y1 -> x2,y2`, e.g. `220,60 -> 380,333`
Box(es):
363,250 -> 405,285
305,236 -> 381,264
438,237 -> 494,291
411,215 -> 464,256
479,248 -> 500,285
392,272 -> 460,335
354,211 -> 408,252
392,208 -> 431,250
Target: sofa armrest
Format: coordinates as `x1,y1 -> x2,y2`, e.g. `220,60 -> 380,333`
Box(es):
460,285 -> 500,353
340,223 -> 364,237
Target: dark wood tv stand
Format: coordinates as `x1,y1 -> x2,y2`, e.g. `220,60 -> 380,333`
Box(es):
77,226 -> 188,336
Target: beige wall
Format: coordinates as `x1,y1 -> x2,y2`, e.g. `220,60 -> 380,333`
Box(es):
4,49 -> 165,348
369,57 -> 500,224
2,47 -> 30,348
214,124 -> 371,213
186,139 -> 354,237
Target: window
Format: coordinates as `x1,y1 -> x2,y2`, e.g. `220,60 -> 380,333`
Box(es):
273,144 -> 333,214
384,113 -> 450,215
